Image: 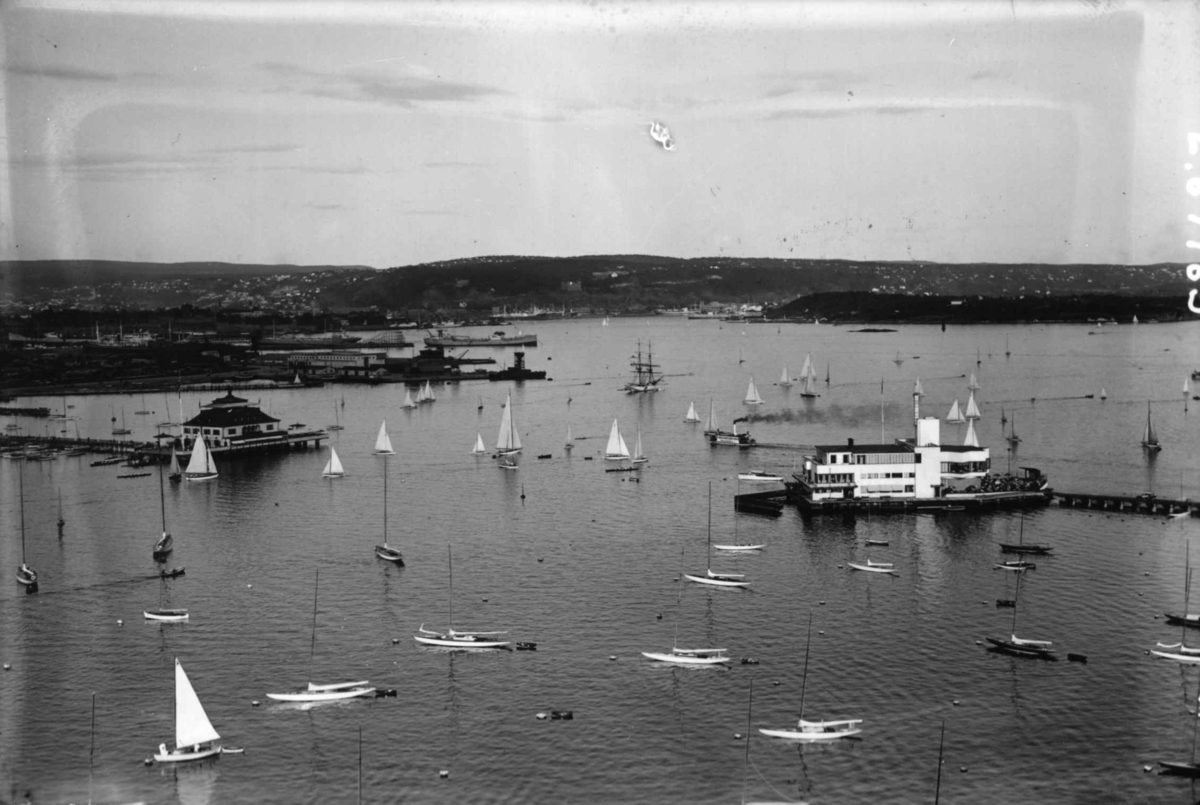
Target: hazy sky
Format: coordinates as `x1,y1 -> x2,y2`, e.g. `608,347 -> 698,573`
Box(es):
2,0 -> 1198,268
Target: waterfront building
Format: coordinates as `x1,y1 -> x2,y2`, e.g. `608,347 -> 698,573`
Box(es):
180,390 -> 284,451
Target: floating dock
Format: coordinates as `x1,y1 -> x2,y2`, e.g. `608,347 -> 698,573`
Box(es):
1053,491 -> 1194,517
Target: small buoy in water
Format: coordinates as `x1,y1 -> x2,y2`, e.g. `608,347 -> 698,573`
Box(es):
144,757 -> 154,766
610,655 -> 617,660
2,663 -> 9,671
772,681 -> 781,686
818,630 -> 824,635
392,638 -> 400,644
1144,765 -> 1153,772
439,770 -> 449,779
536,712 -> 548,720
248,584 -> 252,588
538,558 -> 544,563
656,613 -> 662,620
482,598 -> 488,602
953,700 -> 960,706
117,619 -> 123,626
819,600 -> 825,605
252,700 -> 260,706
960,766 -> 968,773
733,733 -> 743,739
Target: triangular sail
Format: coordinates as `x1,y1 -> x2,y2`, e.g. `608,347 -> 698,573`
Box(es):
174,659 -> 220,749
322,447 -> 345,477
963,419 -> 979,448
633,429 -> 645,460
471,433 -> 487,454
374,421 -> 394,454
706,400 -> 719,432
606,419 -> 631,458
968,372 -> 980,391
800,353 -> 814,380
744,378 -> 763,405
946,400 -> 964,423
1145,404 -> 1159,446
964,391 -> 981,419
424,381 -> 435,402
914,378 -> 924,396
779,366 -> 792,386
565,424 -> 574,446
802,372 -> 817,396
169,448 -> 181,475
184,437 -> 217,477
685,402 -> 699,422
496,394 -> 521,452
402,390 -> 416,409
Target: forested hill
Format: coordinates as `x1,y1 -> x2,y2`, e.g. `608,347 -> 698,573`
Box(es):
0,256 -> 1187,314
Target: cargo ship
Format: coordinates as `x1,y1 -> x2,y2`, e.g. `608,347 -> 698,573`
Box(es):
425,329 -> 537,347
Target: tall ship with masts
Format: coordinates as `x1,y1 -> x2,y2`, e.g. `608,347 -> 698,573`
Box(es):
624,340 -> 663,394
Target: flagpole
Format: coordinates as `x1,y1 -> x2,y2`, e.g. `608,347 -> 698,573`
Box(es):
880,379 -> 885,443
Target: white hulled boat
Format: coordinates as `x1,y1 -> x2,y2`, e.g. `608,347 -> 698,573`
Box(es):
322,447 -> 345,478
631,428 -> 648,464
744,377 -> 764,406
183,436 -> 218,482
642,544 -> 730,666
374,450 -> 403,564
685,484 -> 751,587
684,401 -> 700,423
154,659 -> 222,762
415,546 -> 510,649
760,615 -> 862,741
496,393 -> 522,456
470,433 -> 487,455
604,419 -> 631,461
373,421 -> 394,455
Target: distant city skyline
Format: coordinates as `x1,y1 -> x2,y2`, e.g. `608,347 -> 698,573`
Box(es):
2,1 -> 1198,269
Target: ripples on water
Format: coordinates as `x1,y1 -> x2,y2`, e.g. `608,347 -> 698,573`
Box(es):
2,319 -> 1200,803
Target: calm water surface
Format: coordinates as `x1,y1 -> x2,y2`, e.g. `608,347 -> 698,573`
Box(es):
3,319 -> 1200,803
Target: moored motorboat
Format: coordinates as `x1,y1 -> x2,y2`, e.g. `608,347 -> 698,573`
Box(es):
144,608 -> 189,622
738,470 -> 783,482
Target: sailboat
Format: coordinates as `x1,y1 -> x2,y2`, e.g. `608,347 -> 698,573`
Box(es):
421,381 -> 436,403
685,484 -> 751,587
1000,405 -> 1007,426
743,377 -> 764,406
183,436 -> 218,482
760,614 -> 862,740
416,547 -> 510,648
946,399 -> 966,424
470,433 -> 487,455
799,353 -> 814,382
401,389 -> 417,410
962,419 -> 980,448
374,452 -> 403,564
112,408 -> 131,436
893,350 -> 904,367
684,401 -> 700,423
1005,413 -> 1021,445
153,659 -> 222,762
998,512 -> 1052,554
642,544 -> 730,666
984,573 -> 1055,659
564,424 -> 575,451
168,447 -> 183,482
135,393 -> 151,415
778,366 -> 793,387
622,426 -> 645,464
329,403 -> 344,431
1158,683 -> 1200,775
56,490 -> 64,535
799,366 -> 818,398
623,340 -> 663,393
703,399 -> 720,436
15,466 -> 37,588
1152,549 -> 1200,662
1100,388 -> 1107,400
964,390 -> 981,419
713,484 -> 766,552
604,419 -> 631,461
266,572 -> 376,702
1005,334 -> 1011,358
145,472 -> 188,621
1143,402 -> 1162,451
152,461 -> 174,560
968,372 -> 981,391
496,393 -> 522,456
322,446 -> 345,478
373,421 -> 394,455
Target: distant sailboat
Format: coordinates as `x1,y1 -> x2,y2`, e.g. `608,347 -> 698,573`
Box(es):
963,419 -> 980,448
374,451 -> 403,564
1143,403 -> 1162,452
152,461 -> 174,560
631,428 -> 648,464
470,433 -> 487,455
266,572 -> 376,702
604,419 -> 631,461
760,614 -> 862,741
968,372 -> 981,391
1100,388 -> 1107,400
964,391 -> 981,420
145,469 -> 187,620
684,401 -> 700,423
914,377 -> 924,397
1005,334 -> 1011,357
946,399 -> 966,424
401,390 -> 417,410
1006,414 -> 1021,445
322,446 -> 345,478
799,367 -> 818,398
422,381 -> 436,403
153,659 -> 222,762
799,353 -> 815,382
893,350 -> 904,367
496,393 -> 522,456
704,399 -> 720,435
415,546 -> 510,649
15,466 -> 37,589
642,544 -> 730,666
685,484 -> 751,588
168,447 -> 183,482
778,366 -> 793,387
564,424 -> 574,450
1000,405 -> 1007,426
373,421 -> 394,455
743,377 -> 764,406
183,436 -> 218,482
328,404 -> 344,431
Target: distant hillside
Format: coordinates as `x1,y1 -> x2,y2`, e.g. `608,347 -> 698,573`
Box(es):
0,256 -> 1189,317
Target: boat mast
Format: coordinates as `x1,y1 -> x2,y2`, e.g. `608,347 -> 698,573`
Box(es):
934,720 -> 945,804
308,571 -> 319,685
742,679 -> 754,805
19,464 -> 26,565
89,691 -> 95,805
448,546 -> 454,632
672,543 -> 686,650
383,455 -> 388,547
158,458 -> 167,537
798,613 -> 813,723
707,482 -> 713,573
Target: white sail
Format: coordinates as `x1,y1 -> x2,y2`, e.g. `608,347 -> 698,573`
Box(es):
423,381 -> 435,403
184,436 -> 217,478
565,424 -> 574,447
632,428 -> 647,462
168,448 -> 181,475
706,400 -> 719,433
605,419 -> 630,459
496,394 -> 521,453
801,371 -> 817,396
1100,388 -> 1107,400
471,433 -> 487,454
684,402 -> 700,422
779,366 -> 792,386
322,447 -> 345,477
374,421 -> 394,455
968,372 -> 980,391
1144,404 -> 1159,446
963,419 -> 980,448
799,353 -> 814,380
914,377 -> 924,396
744,378 -> 764,405
946,399 -> 965,423
174,659 -> 220,749
964,391 -> 981,420
402,390 -> 416,409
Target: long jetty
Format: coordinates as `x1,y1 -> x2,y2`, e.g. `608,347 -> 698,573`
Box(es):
1053,491 -> 1194,517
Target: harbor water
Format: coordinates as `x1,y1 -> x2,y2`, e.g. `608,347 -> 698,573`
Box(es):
3,318 -> 1200,804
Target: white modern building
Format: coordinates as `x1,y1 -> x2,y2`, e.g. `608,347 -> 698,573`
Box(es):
793,417 -> 990,504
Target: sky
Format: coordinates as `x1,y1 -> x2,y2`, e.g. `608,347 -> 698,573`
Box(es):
1,0 -> 1199,269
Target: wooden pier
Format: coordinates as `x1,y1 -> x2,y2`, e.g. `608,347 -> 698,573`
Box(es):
1053,491 -> 1194,517
0,430 -> 327,460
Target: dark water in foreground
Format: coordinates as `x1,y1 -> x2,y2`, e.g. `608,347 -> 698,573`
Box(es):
3,318 -> 1200,804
